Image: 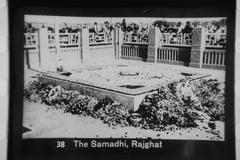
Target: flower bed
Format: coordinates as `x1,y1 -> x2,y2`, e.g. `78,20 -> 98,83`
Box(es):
24,77 -> 224,132
137,78 -> 225,130
24,81 -> 130,127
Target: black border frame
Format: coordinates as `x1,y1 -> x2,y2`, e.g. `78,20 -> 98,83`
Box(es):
8,0 -> 236,160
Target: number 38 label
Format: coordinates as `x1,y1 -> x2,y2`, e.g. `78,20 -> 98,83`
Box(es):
53,139 -> 68,152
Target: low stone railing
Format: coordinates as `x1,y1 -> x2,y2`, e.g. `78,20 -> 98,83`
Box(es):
89,32 -> 113,46
159,33 -> 192,46
205,32 -> 226,48
123,32 -> 148,44
24,26 -> 227,70
24,33 -> 39,50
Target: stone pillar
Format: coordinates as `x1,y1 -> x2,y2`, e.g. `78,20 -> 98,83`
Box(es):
118,28 -> 123,59
81,27 -> 90,64
114,26 -> 123,59
147,26 -> 160,63
38,27 -> 50,70
55,21 -> 61,72
189,28 -> 206,68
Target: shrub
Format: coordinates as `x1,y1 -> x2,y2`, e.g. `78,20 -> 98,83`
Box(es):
137,78 -> 225,129
24,77 -> 224,130
24,81 -> 130,127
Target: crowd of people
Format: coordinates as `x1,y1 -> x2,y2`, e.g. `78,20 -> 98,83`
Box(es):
59,23 -> 82,33
118,19 -> 195,38
119,19 -> 226,45
24,24 -> 37,33
119,19 -> 194,43
24,19 -> 226,44
25,19 -> 226,34
205,23 -> 226,34
89,21 -> 114,36
158,21 -> 193,34
120,19 -> 150,35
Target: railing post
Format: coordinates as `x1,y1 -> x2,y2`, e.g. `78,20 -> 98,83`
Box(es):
114,26 -> 123,59
81,27 -> 90,63
38,27 -> 51,70
147,26 -> 160,63
189,28 -> 206,68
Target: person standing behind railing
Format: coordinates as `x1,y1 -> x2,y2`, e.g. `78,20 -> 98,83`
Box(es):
215,25 -> 227,47
24,23 -> 37,46
103,21 -> 113,36
120,19 -> 127,42
175,22 -> 184,34
155,24 -> 161,46
138,24 -> 148,43
121,19 -> 127,32
126,25 -> 133,33
168,23 -> 178,44
165,22 -> 182,44
135,23 -> 143,42
182,21 -> 193,34
182,21 -> 193,45
103,21 -> 109,35
103,21 -> 114,42
159,24 -> 167,33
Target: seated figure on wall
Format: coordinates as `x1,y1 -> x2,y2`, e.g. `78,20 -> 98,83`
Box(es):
103,21 -> 114,37
24,23 -> 36,33
92,22 -> 100,35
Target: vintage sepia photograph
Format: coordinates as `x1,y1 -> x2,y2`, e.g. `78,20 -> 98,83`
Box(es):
23,15 -> 226,141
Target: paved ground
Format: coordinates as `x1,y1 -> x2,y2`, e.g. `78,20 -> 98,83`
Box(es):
28,59 -> 225,82
74,60 -> 225,82
23,101 -> 224,140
